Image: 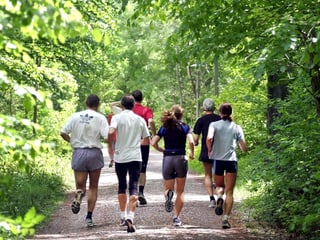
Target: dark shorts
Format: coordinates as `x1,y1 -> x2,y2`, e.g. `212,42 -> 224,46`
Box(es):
115,161 -> 142,195
162,155 -> 188,180
140,145 -> 150,173
199,154 -> 214,164
214,160 -> 238,176
72,148 -> 104,172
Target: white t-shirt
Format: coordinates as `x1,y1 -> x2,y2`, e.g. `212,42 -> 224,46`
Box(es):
61,109 -> 109,149
110,109 -> 150,163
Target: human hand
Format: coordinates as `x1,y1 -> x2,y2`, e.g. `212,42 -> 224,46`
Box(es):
108,160 -> 114,168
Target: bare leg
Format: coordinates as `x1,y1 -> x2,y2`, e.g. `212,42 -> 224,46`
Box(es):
118,193 -> 127,212
128,194 -> 138,213
87,168 -> 101,212
163,179 -> 175,195
224,172 -> 237,215
72,171 -> 88,214
203,162 -> 214,197
174,177 -> 186,217
74,171 -> 88,195
214,174 -> 225,197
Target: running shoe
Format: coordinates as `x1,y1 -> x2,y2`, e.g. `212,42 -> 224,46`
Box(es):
172,217 -> 182,227
119,218 -> 126,226
125,218 -> 136,233
85,218 -> 94,227
71,190 -> 84,214
138,192 -> 147,205
222,219 -> 231,229
165,190 -> 174,212
215,197 -> 224,215
208,199 -> 216,208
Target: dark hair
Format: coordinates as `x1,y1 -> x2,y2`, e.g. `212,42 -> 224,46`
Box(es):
131,90 -> 143,102
86,94 -> 100,108
219,103 -> 233,121
121,94 -> 135,110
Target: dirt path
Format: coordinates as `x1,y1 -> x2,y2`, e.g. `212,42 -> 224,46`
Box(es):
33,150 -> 286,240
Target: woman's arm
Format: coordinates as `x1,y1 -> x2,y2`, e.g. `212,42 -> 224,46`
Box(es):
187,133 -> 195,160
150,135 -> 164,153
239,139 -> 247,152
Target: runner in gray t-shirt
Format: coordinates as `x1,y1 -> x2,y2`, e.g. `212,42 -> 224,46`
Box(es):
206,103 -> 247,229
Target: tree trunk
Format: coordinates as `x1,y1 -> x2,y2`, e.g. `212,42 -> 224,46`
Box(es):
310,65 -> 320,117
214,56 -> 219,96
175,63 -> 183,106
266,74 -> 288,135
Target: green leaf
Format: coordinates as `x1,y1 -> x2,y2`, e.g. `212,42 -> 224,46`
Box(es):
104,34 -> 111,46
23,94 -> 35,111
92,28 -> 102,43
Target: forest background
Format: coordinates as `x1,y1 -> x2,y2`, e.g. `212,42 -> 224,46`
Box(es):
0,0 -> 319,239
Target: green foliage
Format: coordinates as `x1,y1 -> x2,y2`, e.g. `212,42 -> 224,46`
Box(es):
0,207 -> 44,239
133,1 -> 320,238
1,169 -> 66,218
188,146 -> 203,174
241,81 -> 320,238
0,0 -> 90,238
0,0 -> 320,239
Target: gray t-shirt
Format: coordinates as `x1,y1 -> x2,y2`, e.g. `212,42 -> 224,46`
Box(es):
110,109 -> 150,163
207,120 -> 244,161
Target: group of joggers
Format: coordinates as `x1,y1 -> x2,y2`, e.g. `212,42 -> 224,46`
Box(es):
60,90 -> 247,232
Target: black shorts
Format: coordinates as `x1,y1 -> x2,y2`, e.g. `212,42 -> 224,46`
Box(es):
140,145 -> 150,173
162,155 -> 188,180
199,155 -> 214,164
115,161 -> 142,195
214,160 -> 237,176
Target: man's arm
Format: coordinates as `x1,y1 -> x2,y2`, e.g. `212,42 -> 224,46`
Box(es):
193,134 -> 200,146
206,127 -> 214,157
148,118 -> 157,136
60,132 -> 70,143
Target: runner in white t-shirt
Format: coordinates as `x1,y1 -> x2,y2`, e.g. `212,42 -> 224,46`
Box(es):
60,94 -> 112,227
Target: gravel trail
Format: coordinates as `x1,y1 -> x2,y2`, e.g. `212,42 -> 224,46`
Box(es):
33,150 -> 286,240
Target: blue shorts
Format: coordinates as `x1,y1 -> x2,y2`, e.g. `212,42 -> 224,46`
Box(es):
162,155 -> 188,180
72,148 -> 104,172
214,160 -> 237,176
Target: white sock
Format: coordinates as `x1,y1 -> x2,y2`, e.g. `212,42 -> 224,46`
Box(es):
120,211 -> 126,219
128,211 -> 134,220
222,214 -> 229,221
